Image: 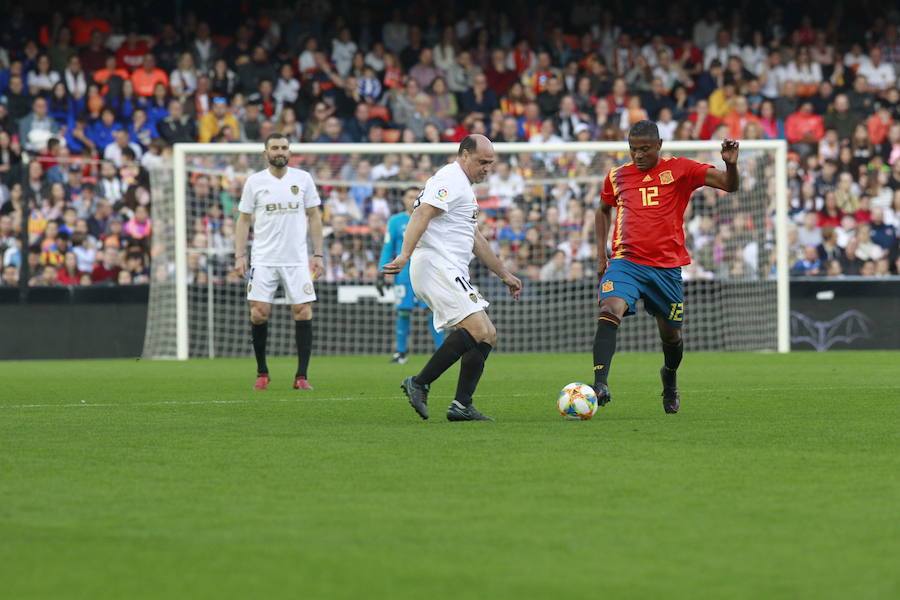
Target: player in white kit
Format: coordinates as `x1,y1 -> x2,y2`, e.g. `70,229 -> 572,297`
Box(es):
382,135 -> 522,421
235,133 -> 324,391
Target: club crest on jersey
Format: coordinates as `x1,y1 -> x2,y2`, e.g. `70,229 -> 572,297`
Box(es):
303,282 -> 314,295
436,188 -> 449,200
660,170 -> 674,185
602,280 -> 614,293
469,293 -> 478,303
290,185 -> 299,195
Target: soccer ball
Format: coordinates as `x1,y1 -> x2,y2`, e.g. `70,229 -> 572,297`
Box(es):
557,383 -> 599,420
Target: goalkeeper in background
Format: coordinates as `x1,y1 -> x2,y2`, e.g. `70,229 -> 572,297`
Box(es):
593,121 -> 740,413
378,187 -> 445,363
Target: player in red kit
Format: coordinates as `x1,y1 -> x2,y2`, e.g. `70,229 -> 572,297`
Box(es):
593,120 -> 740,413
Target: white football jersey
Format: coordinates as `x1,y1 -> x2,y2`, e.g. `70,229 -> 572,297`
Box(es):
415,161 -> 478,273
238,167 -> 321,266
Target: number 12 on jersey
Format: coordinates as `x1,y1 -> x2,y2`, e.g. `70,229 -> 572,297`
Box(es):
640,186 -> 659,206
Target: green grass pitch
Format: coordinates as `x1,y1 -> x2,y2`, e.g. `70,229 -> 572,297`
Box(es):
1,351 -> 898,599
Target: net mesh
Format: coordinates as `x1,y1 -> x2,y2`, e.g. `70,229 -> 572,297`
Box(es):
144,142 -> 779,358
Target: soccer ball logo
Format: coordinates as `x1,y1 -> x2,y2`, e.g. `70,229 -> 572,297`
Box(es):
557,383 -> 599,420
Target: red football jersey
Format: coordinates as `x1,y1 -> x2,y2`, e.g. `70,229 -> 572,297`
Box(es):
601,157 -> 713,268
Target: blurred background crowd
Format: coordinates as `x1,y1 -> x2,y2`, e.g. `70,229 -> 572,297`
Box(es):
0,1 -> 898,288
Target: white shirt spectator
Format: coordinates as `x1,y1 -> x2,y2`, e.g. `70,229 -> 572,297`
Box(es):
274,77 -> 300,108
27,70 -> 60,95
857,62 -> 896,90
487,170 -> 525,208
364,50 -> 385,72
704,42 -> 741,70
760,65 -> 789,98
742,44 -> 768,76
843,51 -> 871,72
103,141 -> 143,167
657,118 -> 678,141
64,69 -> 87,99
170,69 -> 198,96
784,61 -> 823,86
331,38 -> 357,77
298,49 -> 317,74
371,161 -> 399,181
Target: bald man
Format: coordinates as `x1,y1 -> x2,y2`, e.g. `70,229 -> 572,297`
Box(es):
382,135 -> 522,421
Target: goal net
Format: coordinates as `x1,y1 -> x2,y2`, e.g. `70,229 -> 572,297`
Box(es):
144,140 -> 788,360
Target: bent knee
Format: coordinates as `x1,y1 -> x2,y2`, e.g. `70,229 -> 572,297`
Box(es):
599,297 -> 627,317
250,304 -> 271,324
292,303 -> 313,320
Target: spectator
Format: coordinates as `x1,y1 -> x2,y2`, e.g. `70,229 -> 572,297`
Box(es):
57,251 -> 81,286
785,101 -> 825,152
344,103 -> 372,143
27,54 -> 60,97
79,30 -> 109,74
104,129 -> 142,167
331,27 -> 357,77
91,246 -> 121,283
169,52 -> 198,100
824,94 -> 862,142
18,97 -> 58,152
116,32 -> 151,72
792,245 -> 822,275
198,96 -> 239,143
783,46 -> 822,97
723,95 -> 760,139
158,99 -> 196,144
190,22 -> 220,72
314,116 -> 352,143
539,249 -> 568,281
131,54 -> 169,98
62,54 -> 87,100
869,207 -> 897,252
858,47 -> 896,92
409,48 -> 444,91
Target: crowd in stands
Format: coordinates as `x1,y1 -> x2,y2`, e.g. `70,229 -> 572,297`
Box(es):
1,2 -> 899,289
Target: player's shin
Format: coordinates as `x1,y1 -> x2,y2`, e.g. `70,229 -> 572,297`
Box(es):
295,319 -> 312,377
593,312 -> 621,388
661,340 -> 683,388
252,322 -> 269,375
413,328 -> 477,386
454,342 -> 492,407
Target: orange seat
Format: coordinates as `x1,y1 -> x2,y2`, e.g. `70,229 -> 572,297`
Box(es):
368,105 -> 392,123
382,129 -> 401,143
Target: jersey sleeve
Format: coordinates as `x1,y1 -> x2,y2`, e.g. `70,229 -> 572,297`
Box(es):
600,171 -> 616,207
680,157 -> 714,191
303,172 -> 322,208
237,176 -> 255,214
418,177 -> 450,212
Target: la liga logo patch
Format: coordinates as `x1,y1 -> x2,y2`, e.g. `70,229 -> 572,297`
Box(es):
436,188 -> 449,199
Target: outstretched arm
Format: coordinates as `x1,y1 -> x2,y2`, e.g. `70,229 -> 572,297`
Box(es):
381,203 -> 443,274
473,229 -> 522,299
705,138 -> 740,192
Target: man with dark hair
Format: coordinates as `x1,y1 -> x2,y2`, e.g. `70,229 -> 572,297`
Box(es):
378,187 -> 445,364
234,133 -> 324,391
382,135 -> 522,421
593,120 -> 740,413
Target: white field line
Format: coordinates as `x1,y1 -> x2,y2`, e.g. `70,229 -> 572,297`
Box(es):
1,386 -> 898,409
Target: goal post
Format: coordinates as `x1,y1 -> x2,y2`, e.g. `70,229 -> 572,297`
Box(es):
145,139 -> 790,360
